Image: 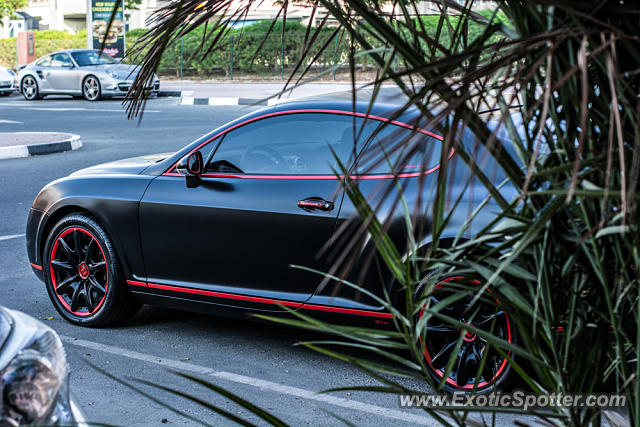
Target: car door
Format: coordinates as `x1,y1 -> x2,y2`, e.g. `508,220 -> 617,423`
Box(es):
30,55 -> 53,91
44,53 -> 79,92
139,112 -> 365,311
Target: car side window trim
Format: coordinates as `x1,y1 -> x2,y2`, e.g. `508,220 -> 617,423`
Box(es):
50,52 -> 73,68
163,109 -> 447,180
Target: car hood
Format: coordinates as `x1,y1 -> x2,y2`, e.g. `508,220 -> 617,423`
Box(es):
70,153 -> 171,176
88,63 -> 142,80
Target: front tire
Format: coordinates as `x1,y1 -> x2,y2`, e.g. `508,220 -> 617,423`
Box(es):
82,76 -> 101,101
43,214 -> 140,326
21,76 -> 40,100
419,276 -> 515,393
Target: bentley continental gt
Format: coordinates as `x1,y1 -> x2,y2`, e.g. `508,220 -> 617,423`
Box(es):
26,91 -> 517,392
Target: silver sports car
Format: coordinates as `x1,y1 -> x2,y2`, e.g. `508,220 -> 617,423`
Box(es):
17,49 -> 160,101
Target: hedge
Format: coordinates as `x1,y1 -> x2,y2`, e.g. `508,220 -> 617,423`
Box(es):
0,14 -> 504,74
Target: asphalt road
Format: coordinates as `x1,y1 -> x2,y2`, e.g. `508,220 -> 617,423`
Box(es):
0,93 -> 528,426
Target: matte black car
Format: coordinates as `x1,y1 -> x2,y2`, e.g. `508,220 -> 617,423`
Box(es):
26,91 -> 516,392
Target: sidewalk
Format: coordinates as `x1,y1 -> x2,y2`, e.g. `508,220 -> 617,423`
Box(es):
159,80 -> 374,105
0,132 -> 82,160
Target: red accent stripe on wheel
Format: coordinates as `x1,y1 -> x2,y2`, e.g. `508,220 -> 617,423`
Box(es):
30,262 -> 43,270
49,227 -> 109,317
421,276 -> 511,390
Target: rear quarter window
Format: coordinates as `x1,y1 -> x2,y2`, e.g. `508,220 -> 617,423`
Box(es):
355,122 -> 443,175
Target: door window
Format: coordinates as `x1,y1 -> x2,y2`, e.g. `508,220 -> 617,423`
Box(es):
49,53 -> 73,68
35,56 -> 51,67
205,113 -> 371,175
355,123 -> 443,175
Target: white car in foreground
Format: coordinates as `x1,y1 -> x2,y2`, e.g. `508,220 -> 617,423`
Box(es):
0,66 -> 16,96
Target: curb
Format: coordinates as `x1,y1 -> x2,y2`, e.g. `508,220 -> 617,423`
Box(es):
180,95 -> 272,106
0,133 -> 83,160
158,90 -> 183,97
161,90 -> 289,106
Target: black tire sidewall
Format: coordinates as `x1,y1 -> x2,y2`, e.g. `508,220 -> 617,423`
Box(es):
418,275 -> 517,394
43,214 -> 123,326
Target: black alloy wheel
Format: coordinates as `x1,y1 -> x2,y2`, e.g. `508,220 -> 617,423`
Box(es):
420,276 -> 514,393
43,214 -> 139,326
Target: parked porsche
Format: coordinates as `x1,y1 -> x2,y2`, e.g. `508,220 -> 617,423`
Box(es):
26,91 -> 517,392
17,49 -> 160,101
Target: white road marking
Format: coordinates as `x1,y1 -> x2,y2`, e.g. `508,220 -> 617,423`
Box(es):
22,107 -> 162,113
0,234 -> 25,241
60,336 -> 439,426
209,97 -> 239,106
0,119 -> 23,124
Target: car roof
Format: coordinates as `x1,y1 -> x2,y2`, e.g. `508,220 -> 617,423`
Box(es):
271,87 -> 430,124
42,49 -> 100,55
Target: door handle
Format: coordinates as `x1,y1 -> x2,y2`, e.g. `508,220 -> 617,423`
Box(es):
298,198 -> 334,211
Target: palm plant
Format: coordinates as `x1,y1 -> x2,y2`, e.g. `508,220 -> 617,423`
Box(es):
117,1 -> 639,425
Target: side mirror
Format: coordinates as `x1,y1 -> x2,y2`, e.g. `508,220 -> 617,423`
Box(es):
176,151 -> 203,188
186,151 -> 203,175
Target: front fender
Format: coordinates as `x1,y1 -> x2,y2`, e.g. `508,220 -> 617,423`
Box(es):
29,175 -> 154,281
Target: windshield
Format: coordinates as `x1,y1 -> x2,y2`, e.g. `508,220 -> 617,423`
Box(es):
70,50 -> 119,66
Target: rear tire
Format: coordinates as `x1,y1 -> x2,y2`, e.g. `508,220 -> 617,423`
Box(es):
43,213 -> 140,327
418,276 -> 515,393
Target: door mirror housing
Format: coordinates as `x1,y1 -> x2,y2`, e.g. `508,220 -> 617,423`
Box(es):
187,151 -> 203,175
176,151 -> 203,188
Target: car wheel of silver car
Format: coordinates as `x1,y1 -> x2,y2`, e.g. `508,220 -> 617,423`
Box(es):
82,76 -> 101,101
21,76 -> 40,100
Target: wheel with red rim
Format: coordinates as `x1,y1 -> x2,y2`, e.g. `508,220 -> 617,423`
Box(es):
43,214 -> 140,326
419,276 -> 514,393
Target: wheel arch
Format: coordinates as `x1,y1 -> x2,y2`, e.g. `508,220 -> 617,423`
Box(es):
20,73 -> 37,85
389,237 -> 470,314
39,204 -> 134,281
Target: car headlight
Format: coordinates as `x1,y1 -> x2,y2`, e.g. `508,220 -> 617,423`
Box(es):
0,308 -> 70,426
7,69 -> 15,77
107,70 -> 118,79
